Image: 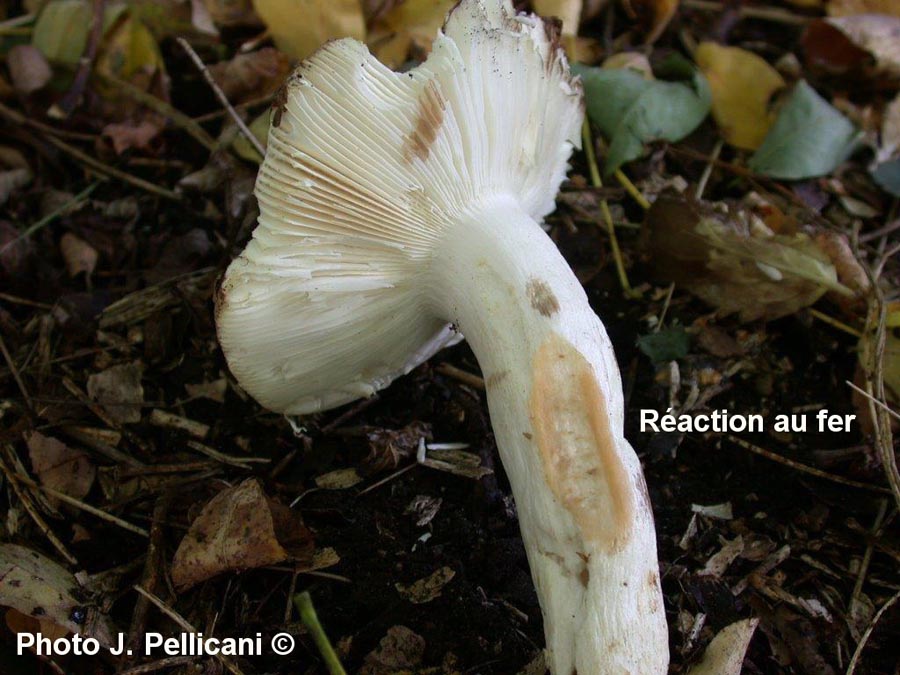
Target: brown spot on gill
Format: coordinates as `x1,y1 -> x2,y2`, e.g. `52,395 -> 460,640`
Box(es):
528,333 -> 635,552
526,278 -> 560,317
403,80 -> 444,163
579,565 -> 590,588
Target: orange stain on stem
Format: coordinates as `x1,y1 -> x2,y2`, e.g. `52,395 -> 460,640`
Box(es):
529,333 -> 634,552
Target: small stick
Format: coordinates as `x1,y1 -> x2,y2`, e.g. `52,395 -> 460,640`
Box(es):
16,475 -> 149,537
0,449 -> 78,565
726,435 -> 892,494
614,169 -> 651,210
48,0 -> 105,118
0,331 -> 32,410
846,589 -> 900,675
177,37 -> 266,158
293,592 -> 347,675
0,292 -> 54,309
582,120 -> 635,297
808,308 -> 862,339
0,182 -> 100,255
435,362 -> 485,389
695,138 -> 723,200
133,585 -> 245,675
850,500 -> 888,611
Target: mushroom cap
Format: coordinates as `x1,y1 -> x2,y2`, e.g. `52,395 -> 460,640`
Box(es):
216,0 -> 583,415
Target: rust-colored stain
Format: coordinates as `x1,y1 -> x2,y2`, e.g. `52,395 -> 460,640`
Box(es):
403,81 -> 444,163
528,333 -> 634,552
526,278 -> 560,317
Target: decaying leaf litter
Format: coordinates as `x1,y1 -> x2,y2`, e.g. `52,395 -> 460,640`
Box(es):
0,0 -> 898,673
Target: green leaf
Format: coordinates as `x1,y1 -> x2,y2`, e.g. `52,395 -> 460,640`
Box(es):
872,159 -> 900,197
32,0 -> 129,66
573,56 -> 711,174
232,110 -> 271,164
637,326 -> 690,363
748,80 -> 861,179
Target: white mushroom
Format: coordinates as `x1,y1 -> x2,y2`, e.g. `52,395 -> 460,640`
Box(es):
216,0 -> 669,672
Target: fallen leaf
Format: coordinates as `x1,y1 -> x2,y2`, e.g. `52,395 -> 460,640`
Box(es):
405,495 -> 442,527
209,48 -> 290,103
533,0 -> 582,34
621,0 -> 680,44
203,0 -> 260,25
0,168 -> 33,206
637,326 -> 690,363
26,431 -> 96,503
369,0 -> 456,68
7,45 -> 52,94
86,361 -> 145,424
395,566 -> 455,604
698,535 -> 744,577
171,478 -> 313,590
695,42 -> 785,150
364,421 -> 432,473
602,51 -> 654,78
32,0 -> 95,66
185,378 -> 228,403
806,15 -> 900,78
95,12 -> 167,83
575,55 -> 711,174
6,608 -> 70,652
828,0 -> 900,16
102,119 -> 164,154
315,467 -> 364,489
749,81 -> 860,179
688,618 -> 759,675
420,447 -> 492,479
60,232 -> 98,279
643,193 -> 848,321
871,92 -> 900,196
359,626 -> 426,675
0,544 -> 114,646
251,0 -> 365,60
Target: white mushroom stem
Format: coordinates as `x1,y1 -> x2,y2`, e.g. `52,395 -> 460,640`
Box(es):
429,196 -> 668,674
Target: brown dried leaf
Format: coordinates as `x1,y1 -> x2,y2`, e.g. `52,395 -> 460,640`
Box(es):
688,618 -> 758,675
7,45 -> 52,94
0,168 -> 33,206
804,15 -> 900,79
203,0 -> 260,26
185,378 -> 227,403
171,478 -> 313,590
86,361 -> 145,424
102,119 -> 164,155
395,566 -> 455,604
643,194 -> 847,322
364,421 -> 432,473
315,467 -> 364,490
209,48 -> 290,103
26,431 -> 95,502
359,626 -> 426,675
60,232 -> 98,279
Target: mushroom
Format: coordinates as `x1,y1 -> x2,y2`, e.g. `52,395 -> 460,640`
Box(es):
215,0 -> 668,672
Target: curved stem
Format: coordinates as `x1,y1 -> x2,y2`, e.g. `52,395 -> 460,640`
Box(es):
429,197 -> 668,674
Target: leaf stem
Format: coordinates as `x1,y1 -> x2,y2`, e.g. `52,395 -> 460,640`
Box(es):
293,592 -> 346,675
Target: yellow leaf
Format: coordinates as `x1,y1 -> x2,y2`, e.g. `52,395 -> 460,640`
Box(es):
533,0 -> 582,35
95,14 -> 166,82
252,0 -> 365,60
369,0 -> 456,68
695,42 -> 785,150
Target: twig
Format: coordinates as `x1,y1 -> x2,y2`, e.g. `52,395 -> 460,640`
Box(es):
846,380 -> 900,424
850,500 -> 888,611
97,73 -> 217,151
809,308 -> 863,339
0,101 -> 181,201
582,120 -> 635,297
293,592 -> 347,675
0,448 -> 78,565
133,585 -> 245,675
48,0 -> 105,118
0,181 -> 100,255
435,362 -> 485,389
0,331 -> 32,410
177,37 -> 266,158
726,435 -> 892,494
846,589 -> 900,675
16,474 -> 149,537
0,292 -> 54,309
695,138 -> 723,200
614,169 -> 651,210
